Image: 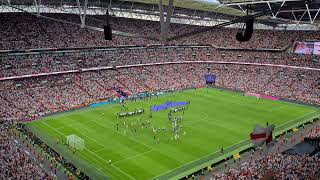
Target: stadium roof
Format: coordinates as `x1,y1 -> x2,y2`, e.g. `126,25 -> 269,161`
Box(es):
120,0 -> 320,25
119,0 -> 245,16
1,0 -> 319,31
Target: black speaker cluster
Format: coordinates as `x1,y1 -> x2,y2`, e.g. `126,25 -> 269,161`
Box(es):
104,24 -> 112,40
104,11 -> 112,40
236,18 -> 254,42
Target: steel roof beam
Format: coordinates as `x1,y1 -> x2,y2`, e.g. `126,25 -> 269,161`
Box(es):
279,9 -> 320,13
298,10 -> 307,23
306,3 -> 313,23
291,11 -> 297,21
274,1 -> 285,17
237,4 -> 246,13
222,0 -> 299,6
313,8 -> 320,23
167,10 -> 268,41
267,2 -> 275,18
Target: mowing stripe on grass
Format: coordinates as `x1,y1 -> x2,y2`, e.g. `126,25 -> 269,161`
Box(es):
82,112 -> 187,165
113,149 -> 153,165
27,88 -> 318,180
42,120 -> 137,180
43,115 -> 184,179
150,139 -> 248,180
150,109 -> 320,180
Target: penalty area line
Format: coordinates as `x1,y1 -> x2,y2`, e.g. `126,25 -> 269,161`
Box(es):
41,121 -> 136,180
84,147 -> 136,180
112,149 -> 153,165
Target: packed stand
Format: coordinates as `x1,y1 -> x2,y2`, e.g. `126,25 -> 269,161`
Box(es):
210,153 -> 320,180
0,13 -> 319,50
0,62 -> 319,121
1,12 -> 319,180
305,123 -> 320,139
0,119 -> 50,179
1,47 -> 319,79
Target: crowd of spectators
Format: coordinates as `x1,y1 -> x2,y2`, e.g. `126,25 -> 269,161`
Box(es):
305,123 -> 320,139
0,12 -> 319,180
208,123 -> 320,180
0,13 -> 319,50
210,153 -> 320,180
0,119 -> 50,179
1,47 -> 319,79
0,63 -> 319,121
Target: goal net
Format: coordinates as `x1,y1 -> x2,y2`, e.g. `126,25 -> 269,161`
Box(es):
66,134 -> 85,150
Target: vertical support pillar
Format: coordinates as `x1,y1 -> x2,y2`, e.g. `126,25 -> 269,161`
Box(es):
159,0 -> 174,41
108,0 -> 112,10
159,0 -> 165,41
76,0 -> 88,28
82,0 -> 88,26
34,0 -> 41,16
163,0 -> 174,39
34,0 -> 38,16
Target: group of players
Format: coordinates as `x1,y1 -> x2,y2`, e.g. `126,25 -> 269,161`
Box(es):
115,99 -> 189,144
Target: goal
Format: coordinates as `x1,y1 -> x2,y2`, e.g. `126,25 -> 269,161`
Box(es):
66,134 -> 85,150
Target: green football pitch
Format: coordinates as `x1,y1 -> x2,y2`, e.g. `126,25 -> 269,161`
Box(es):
26,88 -> 320,180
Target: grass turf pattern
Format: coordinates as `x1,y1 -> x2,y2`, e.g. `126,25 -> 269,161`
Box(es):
26,88 -> 319,180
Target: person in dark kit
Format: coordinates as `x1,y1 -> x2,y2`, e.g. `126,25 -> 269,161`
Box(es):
116,122 -> 119,131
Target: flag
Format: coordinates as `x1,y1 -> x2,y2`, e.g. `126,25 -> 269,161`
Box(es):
250,124 -> 275,147
250,125 -> 267,147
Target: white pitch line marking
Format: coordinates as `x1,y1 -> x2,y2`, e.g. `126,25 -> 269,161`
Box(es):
84,116 -> 186,164
41,121 -> 136,180
150,110 -> 320,179
93,147 -> 105,153
113,149 -> 153,165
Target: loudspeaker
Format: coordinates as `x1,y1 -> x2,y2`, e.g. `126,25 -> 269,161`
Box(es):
236,18 -> 254,42
104,24 -> 112,40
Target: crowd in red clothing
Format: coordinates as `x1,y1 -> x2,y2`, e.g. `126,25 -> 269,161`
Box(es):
0,13 -> 319,50
1,62 -> 318,179
0,120 -> 50,179
0,12 -> 319,180
209,153 -> 320,180
207,123 -> 320,180
305,123 -> 320,139
0,63 -> 319,121
1,47 -> 319,79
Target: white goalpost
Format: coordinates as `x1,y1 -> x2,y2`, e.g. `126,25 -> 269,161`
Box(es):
66,134 -> 85,150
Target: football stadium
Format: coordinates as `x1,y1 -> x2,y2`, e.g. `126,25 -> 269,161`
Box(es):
0,0 -> 320,180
